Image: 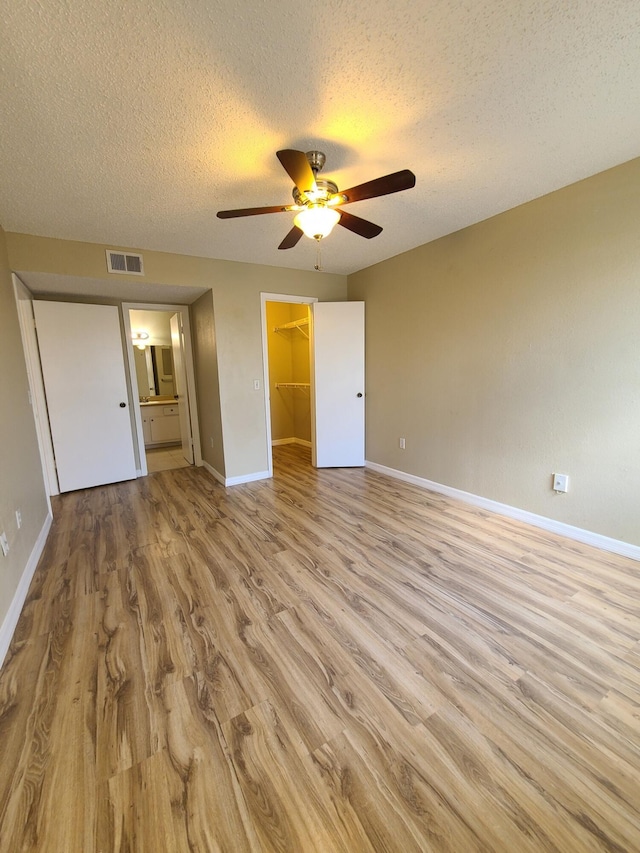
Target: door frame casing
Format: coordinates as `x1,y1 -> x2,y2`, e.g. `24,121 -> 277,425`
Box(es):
123,302 -> 202,476
260,292 -> 318,478
169,312 -> 195,465
12,274 -> 58,502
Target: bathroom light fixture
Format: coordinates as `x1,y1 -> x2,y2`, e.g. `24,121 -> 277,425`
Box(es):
132,331 -> 149,350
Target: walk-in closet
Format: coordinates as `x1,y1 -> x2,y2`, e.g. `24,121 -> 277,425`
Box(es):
265,301 -> 312,452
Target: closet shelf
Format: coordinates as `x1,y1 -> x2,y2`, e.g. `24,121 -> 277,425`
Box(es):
276,382 -> 310,390
274,317 -> 309,338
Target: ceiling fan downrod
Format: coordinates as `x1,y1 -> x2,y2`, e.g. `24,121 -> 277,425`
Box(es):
305,150 -> 326,176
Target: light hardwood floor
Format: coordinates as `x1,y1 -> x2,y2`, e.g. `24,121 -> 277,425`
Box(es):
1,444 -> 639,852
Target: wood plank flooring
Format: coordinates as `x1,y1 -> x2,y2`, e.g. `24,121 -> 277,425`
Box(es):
1,444 -> 639,851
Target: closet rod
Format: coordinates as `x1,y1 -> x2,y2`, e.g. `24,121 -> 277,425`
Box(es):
275,382 -> 310,390
273,317 -> 310,338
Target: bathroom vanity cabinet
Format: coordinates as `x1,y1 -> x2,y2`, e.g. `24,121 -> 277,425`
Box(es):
140,401 -> 181,447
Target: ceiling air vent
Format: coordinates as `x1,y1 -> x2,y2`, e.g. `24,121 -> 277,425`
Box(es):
106,250 -> 145,276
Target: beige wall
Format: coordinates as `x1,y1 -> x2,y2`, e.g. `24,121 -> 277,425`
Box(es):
208,267 -> 344,478
349,158 -> 640,546
6,234 -> 347,479
191,291 -> 225,476
0,228 -> 49,633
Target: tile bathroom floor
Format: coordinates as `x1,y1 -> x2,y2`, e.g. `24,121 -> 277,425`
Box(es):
145,444 -> 191,473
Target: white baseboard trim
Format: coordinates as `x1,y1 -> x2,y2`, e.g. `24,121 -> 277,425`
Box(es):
225,470 -> 271,487
365,461 -> 640,561
202,460 -> 226,486
203,460 -> 271,487
272,437 -> 312,448
0,511 -> 53,670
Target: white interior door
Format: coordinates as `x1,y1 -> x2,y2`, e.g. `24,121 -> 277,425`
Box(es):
311,301 -> 365,467
170,313 -> 194,464
33,301 -> 137,493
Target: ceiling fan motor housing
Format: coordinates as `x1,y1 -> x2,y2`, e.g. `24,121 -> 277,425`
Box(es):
292,179 -> 339,206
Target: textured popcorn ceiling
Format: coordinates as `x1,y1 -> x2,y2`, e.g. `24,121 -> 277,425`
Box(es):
2,0 -> 640,276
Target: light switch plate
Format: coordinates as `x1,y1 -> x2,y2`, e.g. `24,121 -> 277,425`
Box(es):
553,473 -> 569,493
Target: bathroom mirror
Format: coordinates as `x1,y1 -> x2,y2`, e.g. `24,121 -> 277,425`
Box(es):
134,345 -> 176,399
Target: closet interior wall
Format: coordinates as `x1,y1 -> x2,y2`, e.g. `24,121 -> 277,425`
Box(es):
266,301 -> 311,446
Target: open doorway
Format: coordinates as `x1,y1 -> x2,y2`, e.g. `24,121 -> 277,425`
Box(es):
123,302 -> 202,476
261,293 -> 317,477
265,300 -> 313,472
261,293 -> 366,478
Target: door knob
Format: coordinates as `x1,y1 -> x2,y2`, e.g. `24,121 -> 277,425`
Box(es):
119,402 -> 126,408
357,392 -> 363,398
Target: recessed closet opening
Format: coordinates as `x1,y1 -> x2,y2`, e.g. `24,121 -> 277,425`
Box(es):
262,294 -> 317,476
261,292 -> 366,478
268,301 -> 311,438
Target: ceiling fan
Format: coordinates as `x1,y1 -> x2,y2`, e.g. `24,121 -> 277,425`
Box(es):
217,149 -> 416,250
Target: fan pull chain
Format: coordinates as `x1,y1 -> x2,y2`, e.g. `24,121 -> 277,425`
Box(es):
314,238 -> 323,271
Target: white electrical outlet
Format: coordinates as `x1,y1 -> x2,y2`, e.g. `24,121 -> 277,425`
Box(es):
553,473 -> 569,493
399,437 -> 406,450
15,509 -> 22,529
0,532 -> 9,556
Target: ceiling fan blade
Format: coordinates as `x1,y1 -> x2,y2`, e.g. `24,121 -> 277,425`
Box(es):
337,169 -> 416,205
276,149 -> 317,195
337,209 -> 383,239
278,225 -> 304,250
217,204 -> 293,219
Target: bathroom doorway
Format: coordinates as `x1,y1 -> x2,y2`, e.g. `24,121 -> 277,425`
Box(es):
123,302 -> 202,475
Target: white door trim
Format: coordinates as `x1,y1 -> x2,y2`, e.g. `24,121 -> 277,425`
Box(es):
12,274 -> 58,502
123,302 -> 202,475
260,292 -> 318,477
170,312 -> 195,465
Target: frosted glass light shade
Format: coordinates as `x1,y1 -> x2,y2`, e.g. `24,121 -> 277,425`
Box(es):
294,204 -> 340,240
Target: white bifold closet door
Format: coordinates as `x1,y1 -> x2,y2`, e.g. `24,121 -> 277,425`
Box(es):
33,301 -> 137,493
311,301 -> 365,467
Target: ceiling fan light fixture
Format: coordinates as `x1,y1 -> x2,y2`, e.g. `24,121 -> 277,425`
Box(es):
294,204 -> 340,240
217,149 -> 415,254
